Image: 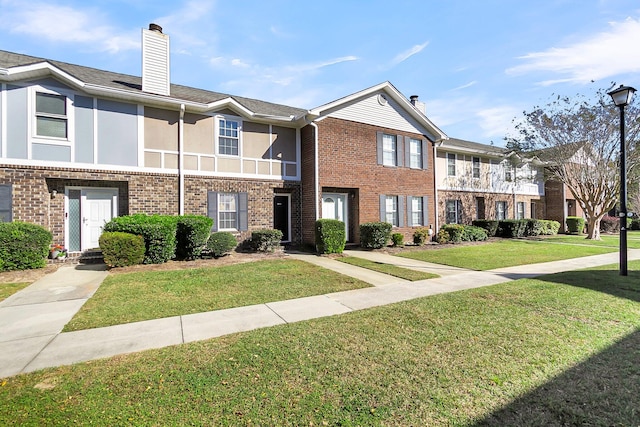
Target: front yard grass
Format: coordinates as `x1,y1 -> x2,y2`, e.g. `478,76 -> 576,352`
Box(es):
335,256 -> 439,281
0,282 -> 30,302
2,262 -> 639,426
540,231 -> 640,248
397,239 -> 616,270
63,259 -> 369,331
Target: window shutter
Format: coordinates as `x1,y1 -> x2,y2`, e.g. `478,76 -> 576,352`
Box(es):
421,139 -> 429,170
379,194 -> 386,222
376,131 -> 383,165
406,196 -> 413,226
396,134 -> 404,167
398,196 -> 405,227
404,136 -> 411,168
422,196 -> 429,227
0,184 -> 12,222
457,201 -> 462,224
238,192 -> 248,231
207,191 -> 218,231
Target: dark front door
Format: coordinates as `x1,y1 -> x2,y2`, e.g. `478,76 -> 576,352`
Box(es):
273,195 -> 290,242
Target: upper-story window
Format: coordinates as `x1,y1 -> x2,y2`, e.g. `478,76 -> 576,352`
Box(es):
447,153 -> 456,176
472,156 -> 481,178
218,118 -> 240,156
409,138 -> 422,169
35,92 -> 68,139
382,134 -> 397,166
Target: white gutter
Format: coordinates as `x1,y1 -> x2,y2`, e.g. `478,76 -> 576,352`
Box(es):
179,103 -> 185,215
311,122 -> 320,220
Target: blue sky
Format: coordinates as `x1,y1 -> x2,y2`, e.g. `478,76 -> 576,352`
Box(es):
1,0 -> 639,145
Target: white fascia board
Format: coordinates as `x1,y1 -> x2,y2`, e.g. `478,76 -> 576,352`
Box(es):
0,63 -> 85,88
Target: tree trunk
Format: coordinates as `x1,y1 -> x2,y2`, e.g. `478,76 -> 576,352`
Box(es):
586,217 -> 601,240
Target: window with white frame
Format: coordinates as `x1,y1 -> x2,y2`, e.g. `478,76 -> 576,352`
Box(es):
516,201 -> 525,219
218,193 -> 238,229
382,134 -> 397,166
472,156 -> 481,179
218,118 -> 240,156
410,196 -> 423,226
504,165 -> 513,182
35,92 -> 68,139
446,199 -> 462,224
409,138 -> 422,169
496,201 -> 507,220
385,195 -> 398,226
447,153 -> 456,176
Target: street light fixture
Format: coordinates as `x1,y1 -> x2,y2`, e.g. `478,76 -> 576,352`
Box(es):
608,84 -> 636,276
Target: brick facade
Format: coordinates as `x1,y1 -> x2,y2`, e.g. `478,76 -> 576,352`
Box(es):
0,164 -> 300,248
301,117 -> 436,245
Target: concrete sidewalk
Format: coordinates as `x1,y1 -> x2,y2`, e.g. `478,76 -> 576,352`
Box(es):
1,249 -> 639,378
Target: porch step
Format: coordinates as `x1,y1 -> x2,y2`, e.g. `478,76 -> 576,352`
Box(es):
77,249 -> 104,264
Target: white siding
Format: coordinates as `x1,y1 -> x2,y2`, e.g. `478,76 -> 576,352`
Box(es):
142,29 -> 170,96
324,92 -> 436,139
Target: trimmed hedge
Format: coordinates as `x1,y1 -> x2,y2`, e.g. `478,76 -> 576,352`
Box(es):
472,220 -> 499,237
566,216 -> 586,235
437,224 -> 487,244
206,231 -> 238,257
99,232 -> 145,267
0,222 -> 51,271
176,215 -> 214,260
525,219 -> 544,237
391,232 -> 404,247
251,229 -> 283,252
360,222 -> 392,249
540,220 -> 561,235
103,214 -> 178,264
413,227 -> 432,245
498,220 -> 527,238
315,219 -> 346,254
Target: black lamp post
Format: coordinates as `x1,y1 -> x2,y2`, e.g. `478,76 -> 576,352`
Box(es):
608,84 -> 636,276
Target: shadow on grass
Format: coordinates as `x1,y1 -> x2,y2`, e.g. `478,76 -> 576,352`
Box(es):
474,327 -> 640,426
474,269 -> 640,426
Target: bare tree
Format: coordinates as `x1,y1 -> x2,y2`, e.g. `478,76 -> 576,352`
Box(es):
507,87 -> 640,240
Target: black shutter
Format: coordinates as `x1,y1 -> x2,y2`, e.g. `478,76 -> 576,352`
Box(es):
238,192 -> 248,231
207,191 -> 218,231
0,184 -> 13,222
376,131 -> 383,165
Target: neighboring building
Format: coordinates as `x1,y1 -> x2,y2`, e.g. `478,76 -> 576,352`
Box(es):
301,85 -> 447,245
0,25 -> 308,251
434,138 -> 546,227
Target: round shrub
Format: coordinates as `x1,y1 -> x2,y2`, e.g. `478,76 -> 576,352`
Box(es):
315,219 -> 346,254
99,232 -> 145,267
566,216 -> 586,235
0,222 -> 51,271
462,225 -> 488,241
391,232 -> 404,247
472,220 -> 499,237
176,215 -> 214,260
413,227 -> 431,245
206,231 -> 238,257
359,222 -> 392,249
251,229 -> 283,252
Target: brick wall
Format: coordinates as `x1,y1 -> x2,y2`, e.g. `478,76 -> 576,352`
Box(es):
0,164 -> 301,247
302,117 -> 436,244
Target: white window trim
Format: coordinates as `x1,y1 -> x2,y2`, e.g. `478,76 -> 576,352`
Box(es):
385,195 -> 399,227
472,156 -> 481,179
409,138 -> 422,169
446,199 -> 461,224
446,152 -> 456,176
215,114 -> 242,158
496,201 -> 507,220
30,85 -> 74,147
218,192 -> 239,231
382,133 -> 397,167
410,196 -> 423,226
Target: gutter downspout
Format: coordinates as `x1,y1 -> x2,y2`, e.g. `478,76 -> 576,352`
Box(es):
179,104 -> 185,215
310,122 -> 320,221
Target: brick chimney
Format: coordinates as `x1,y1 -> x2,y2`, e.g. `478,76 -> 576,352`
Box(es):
142,23 -> 170,96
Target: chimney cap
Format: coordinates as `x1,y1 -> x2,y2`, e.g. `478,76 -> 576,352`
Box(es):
149,23 -> 163,33
410,95 -> 419,103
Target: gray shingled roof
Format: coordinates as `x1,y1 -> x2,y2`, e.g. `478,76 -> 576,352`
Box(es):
442,138 -> 509,156
0,50 -> 307,118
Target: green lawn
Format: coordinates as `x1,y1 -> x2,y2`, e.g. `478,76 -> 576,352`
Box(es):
0,282 -> 30,302
397,239 -> 616,270
2,261 -> 639,426
335,256 -> 439,281
540,232 -> 640,248
63,259 -> 370,331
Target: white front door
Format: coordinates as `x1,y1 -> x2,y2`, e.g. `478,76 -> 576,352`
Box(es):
81,189 -> 118,250
322,193 -> 348,240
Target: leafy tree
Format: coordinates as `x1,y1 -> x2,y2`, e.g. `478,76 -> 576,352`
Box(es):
506,87 -> 640,239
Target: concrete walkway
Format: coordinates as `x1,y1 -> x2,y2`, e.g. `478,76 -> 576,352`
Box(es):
1,249 -> 639,378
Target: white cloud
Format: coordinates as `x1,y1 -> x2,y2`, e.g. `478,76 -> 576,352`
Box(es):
391,41 -> 429,66
2,1 -> 138,53
507,17 -> 640,85
451,81 -> 477,91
